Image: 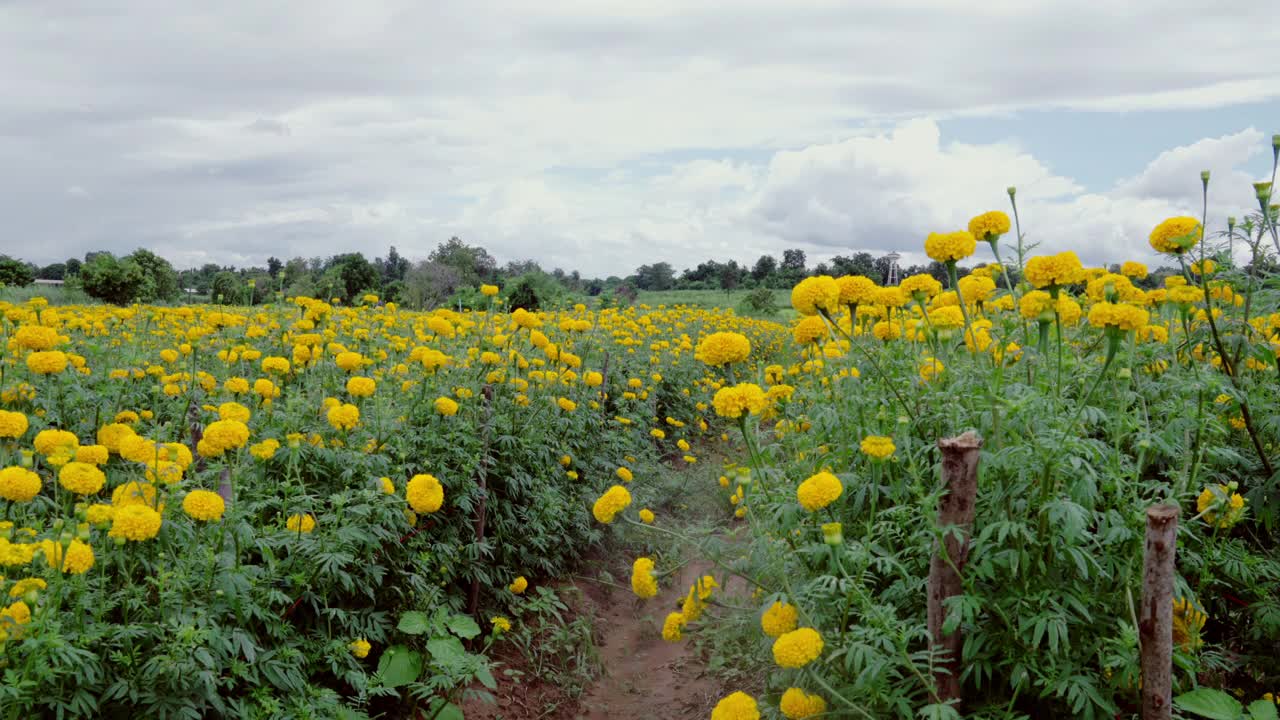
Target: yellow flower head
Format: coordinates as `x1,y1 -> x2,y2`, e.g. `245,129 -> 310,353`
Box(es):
796,472 -> 842,511
790,276 -> 841,316
695,332 -> 751,366
772,627 -> 824,668
406,474 -> 445,513
860,436 -> 895,460
183,489 -> 226,522
967,210 -> 1011,242
711,692 -> 760,720
761,601 -> 799,638
924,230 -> 977,263
1149,216 -> 1202,255
630,557 -> 658,599
780,688 -> 827,719
592,485 -> 632,524
1024,251 -> 1084,288
108,504 -> 163,542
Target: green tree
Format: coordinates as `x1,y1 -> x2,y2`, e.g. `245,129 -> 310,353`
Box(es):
323,253 -> 380,303
0,255 -> 35,287
79,253 -> 149,304
632,262 -> 675,291
127,249 -> 179,301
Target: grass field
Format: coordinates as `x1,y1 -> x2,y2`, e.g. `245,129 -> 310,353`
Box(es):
634,288 -> 797,320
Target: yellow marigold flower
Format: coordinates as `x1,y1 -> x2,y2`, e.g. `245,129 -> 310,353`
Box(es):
491,616 -> 511,633
790,276 -> 841,316
199,419 -> 251,456
958,274 -> 997,303
509,576 -> 529,594
711,692 -> 760,720
872,320 -> 902,341
761,601 -> 799,638
433,396 -> 459,417
927,305 -> 964,330
59,462 -> 106,495
631,557 -> 658,599
111,481 -> 157,508
0,410 -> 29,439
1149,216 -> 1202,255
1121,261 -> 1149,279
26,350 -> 68,375
792,315 -> 827,346
34,428 -> 79,456
286,513 -> 316,533
592,485 -> 632,524
1024,251 -> 1084,288
0,467 -> 42,503
796,471 -> 842,511
772,627 -> 823,668
61,539 -> 94,574
218,402 -> 251,423
924,230 -> 977,263
406,473 -> 445,513
712,383 -> 767,419
860,436 -> 895,460
1019,290 -> 1054,320
480,284 -> 499,296
346,376 -> 376,397
900,273 -> 943,301
584,371 -> 604,387
557,397 -> 577,412
919,356 -> 945,382
1172,597 -> 1207,651
836,275 -> 879,305
261,356 -> 291,375
14,325 -> 61,351
695,332 -> 751,366
1087,302 -> 1149,332
74,444 -> 109,465
109,504 -> 163,541
183,489 -> 226,522
650,428 -> 665,439
661,611 -> 686,641
349,638 -> 372,658
334,351 -> 364,371
225,377 -> 250,394
616,466 -> 633,482
326,403 -> 360,431
8,577 -> 45,598
967,210 -> 1011,241
249,438 -> 279,460
1197,484 -> 1245,529
780,688 -> 827,719
639,508 -> 655,523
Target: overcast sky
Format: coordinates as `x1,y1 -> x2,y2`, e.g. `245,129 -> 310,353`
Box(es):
2,1 -> 1278,277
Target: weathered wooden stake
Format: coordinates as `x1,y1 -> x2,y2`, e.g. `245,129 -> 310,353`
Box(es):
927,430 -> 982,707
467,384 -> 496,617
1140,503 -> 1179,720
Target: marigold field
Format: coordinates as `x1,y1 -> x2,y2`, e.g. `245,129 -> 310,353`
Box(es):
3,156 -> 1280,720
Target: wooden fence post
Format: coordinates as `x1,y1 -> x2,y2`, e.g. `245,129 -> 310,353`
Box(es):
927,430 -> 982,707
1140,504 -> 1179,720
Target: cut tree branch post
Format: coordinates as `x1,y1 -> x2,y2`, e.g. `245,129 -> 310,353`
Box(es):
927,430 -> 982,707
1140,503 -> 1179,720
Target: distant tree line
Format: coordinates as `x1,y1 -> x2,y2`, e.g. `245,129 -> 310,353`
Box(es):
2,239 -> 1199,308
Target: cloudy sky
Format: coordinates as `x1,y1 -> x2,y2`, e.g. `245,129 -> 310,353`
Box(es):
2,1 -> 1278,277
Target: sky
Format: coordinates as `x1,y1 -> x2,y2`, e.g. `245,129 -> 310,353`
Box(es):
1,0 -> 1278,277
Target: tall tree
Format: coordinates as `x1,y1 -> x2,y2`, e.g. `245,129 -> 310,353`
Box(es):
751,254 -> 778,283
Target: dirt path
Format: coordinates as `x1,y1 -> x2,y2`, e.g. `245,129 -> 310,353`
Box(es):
572,557 -> 724,720
462,547 -> 735,720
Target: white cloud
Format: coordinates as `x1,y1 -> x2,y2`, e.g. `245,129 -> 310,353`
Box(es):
742,122 -> 1268,270
1,1 -> 1278,275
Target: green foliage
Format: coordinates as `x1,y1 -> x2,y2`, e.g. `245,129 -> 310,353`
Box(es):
0,255 -> 36,287
79,253 -> 150,304
738,287 -> 780,315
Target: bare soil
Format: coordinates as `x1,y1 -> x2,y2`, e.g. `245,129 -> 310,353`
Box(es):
461,554 -> 728,720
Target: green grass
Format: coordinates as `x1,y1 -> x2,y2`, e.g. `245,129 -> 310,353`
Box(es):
634,289 -> 796,321
0,285 -> 96,305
